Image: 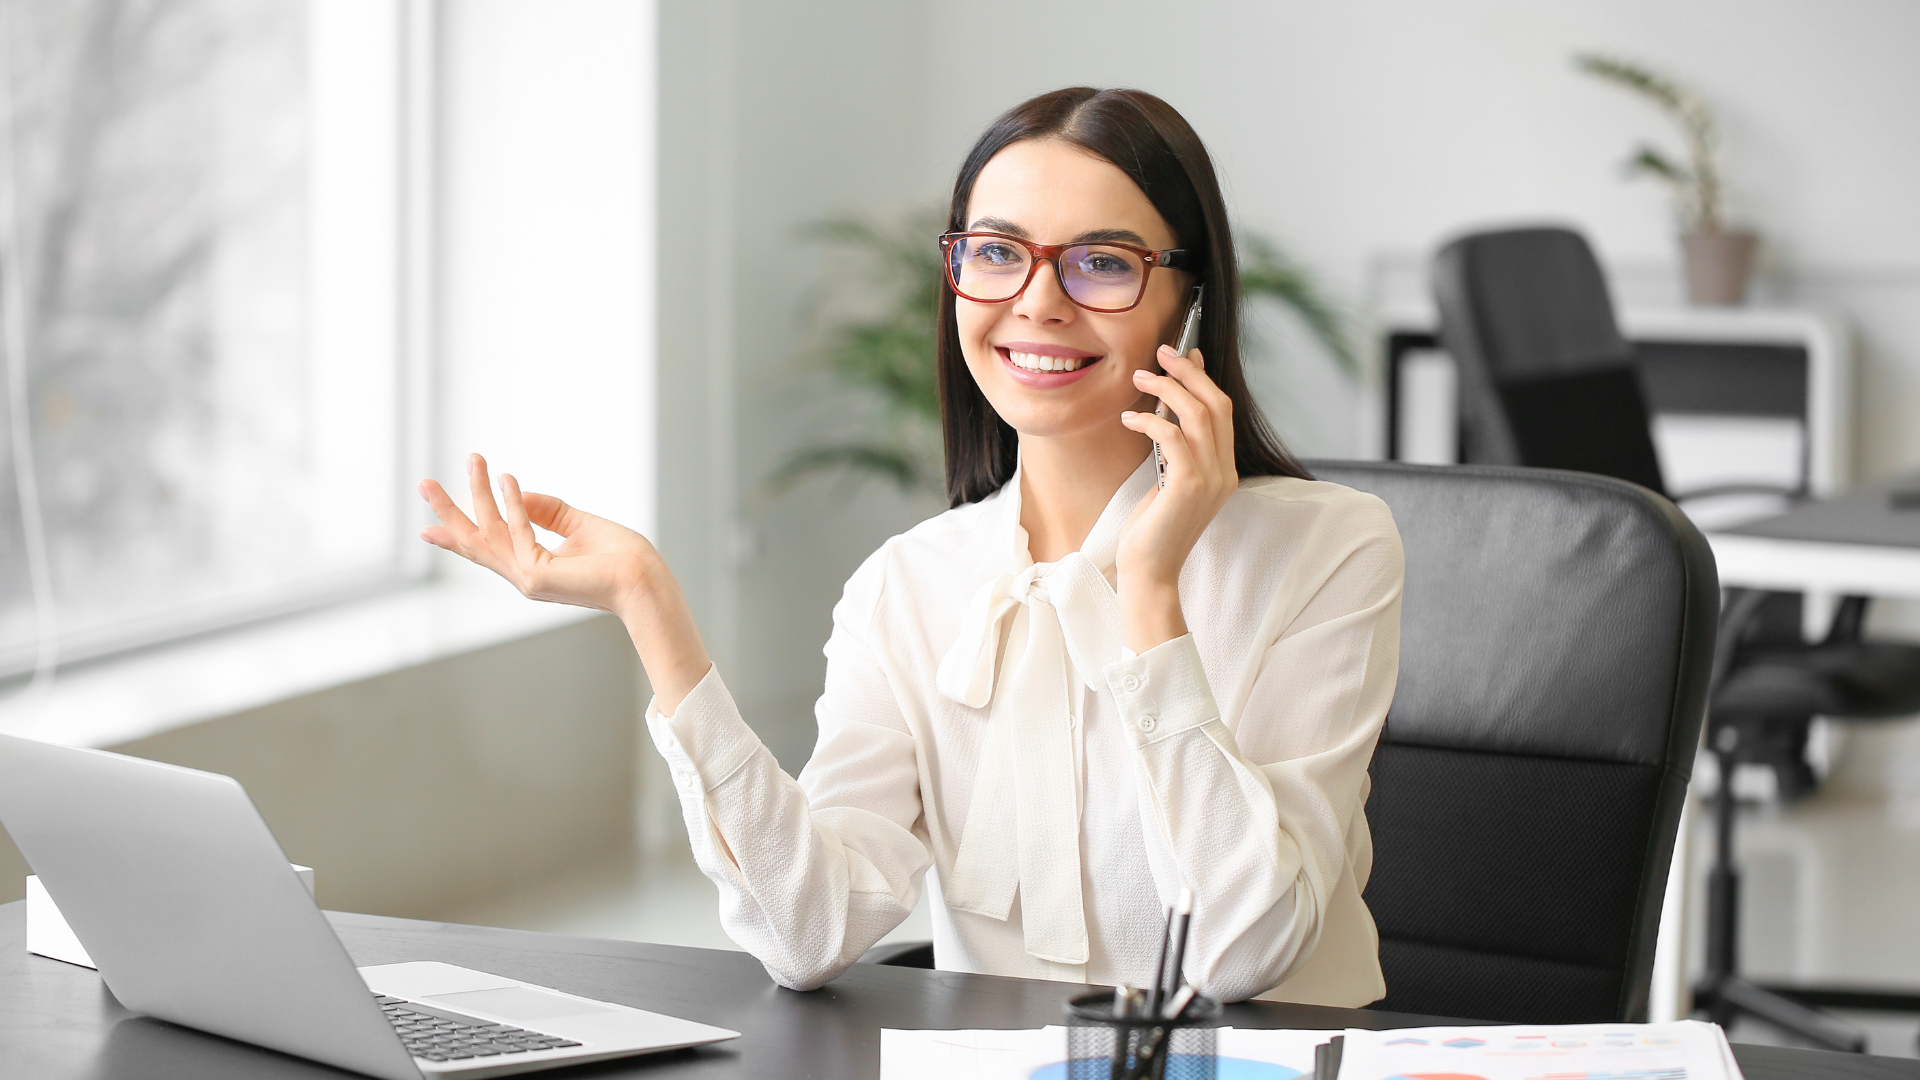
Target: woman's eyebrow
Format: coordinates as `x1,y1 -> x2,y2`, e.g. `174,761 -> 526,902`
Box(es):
966,218 -> 1152,247
1070,227 -> 1149,246
969,216 -> 1028,236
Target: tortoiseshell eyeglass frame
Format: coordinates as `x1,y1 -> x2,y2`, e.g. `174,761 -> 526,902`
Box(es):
937,230 -> 1193,313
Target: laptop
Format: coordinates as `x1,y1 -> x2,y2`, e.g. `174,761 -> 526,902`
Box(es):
0,734 -> 739,1079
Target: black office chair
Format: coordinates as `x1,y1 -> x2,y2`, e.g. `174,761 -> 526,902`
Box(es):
868,462 -> 1713,1026
1314,460 -> 1715,1024
1433,225 -> 1920,1049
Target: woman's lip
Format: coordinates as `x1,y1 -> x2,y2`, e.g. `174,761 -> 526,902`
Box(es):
997,346 -> 1103,388
997,341 -> 1099,359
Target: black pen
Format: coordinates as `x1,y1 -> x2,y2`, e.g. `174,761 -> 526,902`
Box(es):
1163,888 -> 1194,1006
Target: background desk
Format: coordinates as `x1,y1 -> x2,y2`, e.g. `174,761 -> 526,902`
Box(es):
1706,473 -> 1920,601
2,904 -> 1913,1080
1383,308 -> 1850,505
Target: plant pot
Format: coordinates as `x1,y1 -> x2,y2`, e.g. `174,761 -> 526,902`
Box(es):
1680,229 -> 1759,306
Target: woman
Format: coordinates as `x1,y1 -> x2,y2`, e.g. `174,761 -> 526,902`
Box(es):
419,87 -> 1402,1006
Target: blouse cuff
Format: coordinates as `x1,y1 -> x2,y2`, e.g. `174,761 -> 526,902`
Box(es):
1102,633 -> 1220,748
644,663 -> 759,794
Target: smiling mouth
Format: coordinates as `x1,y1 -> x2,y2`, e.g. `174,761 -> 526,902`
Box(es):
1001,347 -> 1102,373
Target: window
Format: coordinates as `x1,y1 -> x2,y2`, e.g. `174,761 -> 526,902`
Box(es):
0,0 -> 426,678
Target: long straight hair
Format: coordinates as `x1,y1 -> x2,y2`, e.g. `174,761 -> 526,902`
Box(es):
938,87 -> 1313,507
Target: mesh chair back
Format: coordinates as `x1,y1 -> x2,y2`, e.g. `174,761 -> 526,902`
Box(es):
1309,461 -> 1717,1024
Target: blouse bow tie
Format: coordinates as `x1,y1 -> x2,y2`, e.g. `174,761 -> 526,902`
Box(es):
935,549 -> 1125,966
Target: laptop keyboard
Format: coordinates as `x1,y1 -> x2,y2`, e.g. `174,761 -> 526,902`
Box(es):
375,994 -> 584,1062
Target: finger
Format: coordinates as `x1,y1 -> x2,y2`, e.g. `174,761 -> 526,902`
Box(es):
416,481 -> 510,572
417,479 -> 481,543
1157,347 -> 1236,464
522,492 -> 585,536
1156,345 -> 1234,417
468,453 -> 506,532
1121,409 -> 1191,470
1167,348 -> 1236,468
1134,365 -> 1215,459
498,474 -> 548,564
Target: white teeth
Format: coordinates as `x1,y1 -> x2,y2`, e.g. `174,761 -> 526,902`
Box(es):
1008,350 -> 1088,373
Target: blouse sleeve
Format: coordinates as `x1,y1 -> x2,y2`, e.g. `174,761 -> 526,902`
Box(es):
645,547 -> 930,991
1102,492 -> 1402,1001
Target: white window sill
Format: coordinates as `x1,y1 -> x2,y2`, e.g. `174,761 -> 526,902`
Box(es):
0,566 -> 603,749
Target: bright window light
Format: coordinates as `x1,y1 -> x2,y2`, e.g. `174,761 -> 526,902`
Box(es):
0,0 -> 425,678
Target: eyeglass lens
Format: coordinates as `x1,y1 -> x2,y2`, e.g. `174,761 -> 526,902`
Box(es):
947,235 -> 1147,310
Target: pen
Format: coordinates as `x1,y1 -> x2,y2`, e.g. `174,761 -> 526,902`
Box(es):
1163,888 -> 1194,1006
1161,984 -> 1197,1022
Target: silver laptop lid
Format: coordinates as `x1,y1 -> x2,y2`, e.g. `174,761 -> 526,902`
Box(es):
0,734 -> 419,1080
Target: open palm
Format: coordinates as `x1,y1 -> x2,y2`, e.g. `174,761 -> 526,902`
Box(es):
418,454 -> 657,617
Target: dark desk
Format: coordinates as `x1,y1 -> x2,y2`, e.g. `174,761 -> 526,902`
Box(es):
2,902 -> 1913,1079
1706,473 -> 1920,598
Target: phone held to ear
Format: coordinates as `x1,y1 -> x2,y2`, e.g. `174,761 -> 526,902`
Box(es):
1154,285 -> 1205,490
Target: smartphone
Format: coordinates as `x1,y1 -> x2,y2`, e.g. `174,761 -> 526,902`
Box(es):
1154,285 -> 1205,489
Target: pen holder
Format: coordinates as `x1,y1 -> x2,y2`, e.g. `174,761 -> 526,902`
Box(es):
1065,990 -> 1222,1080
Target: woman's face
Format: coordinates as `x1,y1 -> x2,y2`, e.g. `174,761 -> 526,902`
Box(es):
956,138 -> 1192,441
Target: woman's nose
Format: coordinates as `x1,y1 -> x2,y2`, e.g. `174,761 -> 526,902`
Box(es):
1011,259 -> 1076,323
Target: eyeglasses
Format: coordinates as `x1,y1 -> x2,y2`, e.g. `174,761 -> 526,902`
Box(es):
938,231 -> 1193,313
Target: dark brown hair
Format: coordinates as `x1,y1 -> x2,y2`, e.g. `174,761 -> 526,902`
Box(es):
938,87 -> 1313,507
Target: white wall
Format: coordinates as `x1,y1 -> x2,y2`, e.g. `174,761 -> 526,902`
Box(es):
914,0 -> 1920,470
655,0 -> 935,775
658,0 -> 1920,774
438,0 -> 656,535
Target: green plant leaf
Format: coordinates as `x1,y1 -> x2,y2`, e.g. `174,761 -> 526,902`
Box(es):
1238,235 -> 1358,379
776,209 -> 948,497
767,443 -> 927,495
1574,50 -> 1723,231
1575,52 -> 1690,118
1624,144 -> 1689,186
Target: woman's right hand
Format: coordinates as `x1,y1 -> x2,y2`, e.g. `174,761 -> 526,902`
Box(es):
419,453 -> 713,711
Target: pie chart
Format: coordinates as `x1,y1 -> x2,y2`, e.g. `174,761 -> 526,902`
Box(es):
1029,1057 -> 1304,1079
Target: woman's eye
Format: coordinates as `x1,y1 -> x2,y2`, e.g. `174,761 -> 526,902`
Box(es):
973,242 -> 1024,267
1078,251 -> 1134,277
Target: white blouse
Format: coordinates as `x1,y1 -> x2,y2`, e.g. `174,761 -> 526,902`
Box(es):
645,453 -> 1403,1005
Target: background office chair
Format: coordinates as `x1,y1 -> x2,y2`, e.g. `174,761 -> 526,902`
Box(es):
1314,460 -> 1715,1024
868,461 -> 1715,1027
1433,225 -> 1920,1049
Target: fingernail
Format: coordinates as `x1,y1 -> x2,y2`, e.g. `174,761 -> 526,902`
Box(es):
1121,410 -> 1137,418
1133,368 -> 1150,379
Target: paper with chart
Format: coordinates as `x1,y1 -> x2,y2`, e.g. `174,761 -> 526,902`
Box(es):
1335,1020 -> 1744,1080
880,1024 -> 1328,1080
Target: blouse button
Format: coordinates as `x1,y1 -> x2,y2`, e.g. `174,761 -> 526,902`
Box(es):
1137,715 -> 1158,734
1121,674 -> 1142,693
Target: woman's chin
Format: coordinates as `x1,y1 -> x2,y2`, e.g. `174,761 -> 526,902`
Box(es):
995,399 -> 1146,442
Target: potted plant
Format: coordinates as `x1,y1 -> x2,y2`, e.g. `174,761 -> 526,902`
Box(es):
1576,52 -> 1758,306
775,210 -> 1356,497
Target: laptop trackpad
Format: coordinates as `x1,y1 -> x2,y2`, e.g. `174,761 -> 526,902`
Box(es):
426,985 -> 616,1023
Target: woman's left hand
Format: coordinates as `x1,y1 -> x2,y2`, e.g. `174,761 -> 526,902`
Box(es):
1115,345 -> 1239,652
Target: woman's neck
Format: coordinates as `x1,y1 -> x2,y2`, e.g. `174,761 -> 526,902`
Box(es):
1017,426 -> 1154,563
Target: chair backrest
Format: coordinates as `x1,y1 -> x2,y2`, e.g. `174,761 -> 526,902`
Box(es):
1495,365 -> 1668,496
1307,460 -> 1717,1024
1432,226 -> 1638,469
